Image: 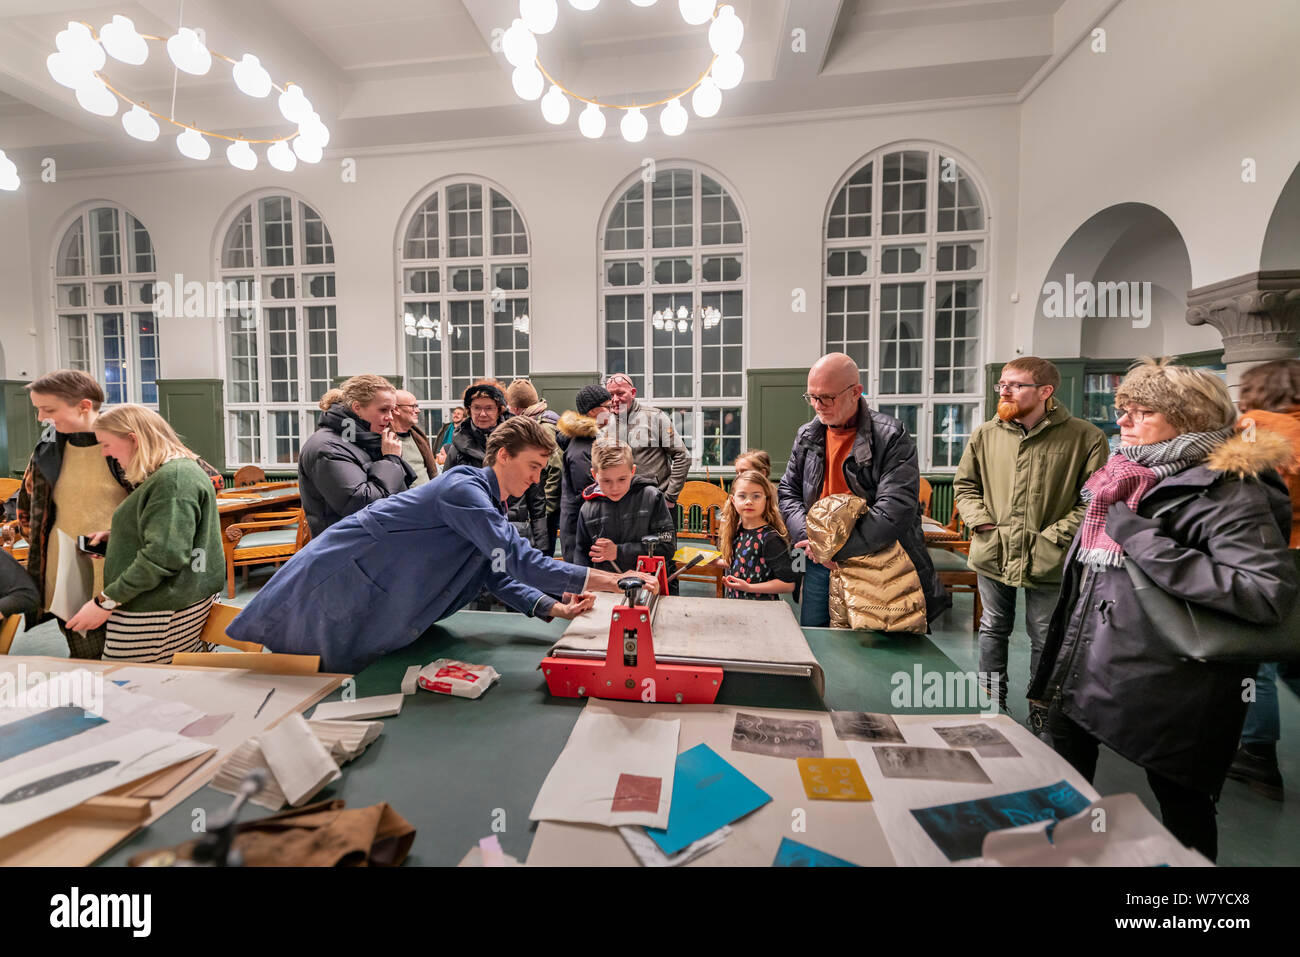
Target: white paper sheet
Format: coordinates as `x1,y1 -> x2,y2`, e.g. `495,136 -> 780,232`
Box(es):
401,665 -> 421,695
619,824 -> 731,867
0,728 -> 212,839
257,712 -> 341,806
47,529 -> 94,623
311,694 -> 403,721
530,712 -> 680,829
975,793 -> 1212,867
845,714 -> 1099,867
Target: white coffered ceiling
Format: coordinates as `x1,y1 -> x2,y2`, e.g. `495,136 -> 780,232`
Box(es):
0,0 -> 1109,173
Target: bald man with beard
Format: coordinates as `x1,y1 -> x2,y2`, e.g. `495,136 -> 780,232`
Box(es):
778,352 -> 950,629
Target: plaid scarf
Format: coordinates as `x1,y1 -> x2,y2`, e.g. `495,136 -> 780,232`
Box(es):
1075,426 -> 1234,568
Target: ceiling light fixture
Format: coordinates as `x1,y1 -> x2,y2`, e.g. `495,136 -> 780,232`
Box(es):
504,1 -> 744,142
46,17 -> 328,172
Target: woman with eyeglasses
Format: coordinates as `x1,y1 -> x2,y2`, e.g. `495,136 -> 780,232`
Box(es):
1029,357 -> 1296,860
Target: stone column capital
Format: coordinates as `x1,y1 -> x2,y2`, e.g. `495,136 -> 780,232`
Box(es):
1186,271 -> 1300,364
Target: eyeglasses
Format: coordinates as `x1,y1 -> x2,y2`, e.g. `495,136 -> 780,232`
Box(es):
995,382 -> 1042,393
1115,406 -> 1157,424
394,404 -> 419,411
802,385 -> 857,407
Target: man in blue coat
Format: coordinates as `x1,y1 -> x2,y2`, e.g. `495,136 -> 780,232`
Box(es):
227,417 -> 658,673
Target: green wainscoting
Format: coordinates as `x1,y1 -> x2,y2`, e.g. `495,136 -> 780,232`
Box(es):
1,380 -> 39,478
746,368 -> 813,476
157,379 -> 225,474
529,373 -> 605,418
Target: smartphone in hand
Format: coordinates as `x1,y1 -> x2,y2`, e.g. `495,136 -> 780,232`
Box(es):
77,535 -> 108,557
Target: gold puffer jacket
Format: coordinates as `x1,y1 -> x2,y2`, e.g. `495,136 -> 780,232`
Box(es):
806,493 -> 927,633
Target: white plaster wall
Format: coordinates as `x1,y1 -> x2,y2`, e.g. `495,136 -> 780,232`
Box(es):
2,104 -> 1021,384
1017,0 -> 1300,355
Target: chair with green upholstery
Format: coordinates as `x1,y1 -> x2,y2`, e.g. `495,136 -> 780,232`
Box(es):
221,508 -> 310,598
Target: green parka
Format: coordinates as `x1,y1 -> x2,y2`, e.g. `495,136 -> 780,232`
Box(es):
953,403 -> 1108,587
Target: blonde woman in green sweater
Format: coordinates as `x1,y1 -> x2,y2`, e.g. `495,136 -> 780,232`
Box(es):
65,406 -> 225,661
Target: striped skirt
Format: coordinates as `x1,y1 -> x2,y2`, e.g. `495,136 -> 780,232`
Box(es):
103,595 -> 217,663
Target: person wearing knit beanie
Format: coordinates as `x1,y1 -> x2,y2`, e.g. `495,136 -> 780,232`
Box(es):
576,385 -> 612,417
1113,356 -> 1237,435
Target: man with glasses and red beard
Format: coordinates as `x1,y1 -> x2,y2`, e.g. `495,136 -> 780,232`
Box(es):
779,352 -> 951,631
953,357 -> 1108,730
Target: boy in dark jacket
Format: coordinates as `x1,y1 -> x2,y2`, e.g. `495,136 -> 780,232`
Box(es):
576,442 -> 679,594
558,384 -> 614,563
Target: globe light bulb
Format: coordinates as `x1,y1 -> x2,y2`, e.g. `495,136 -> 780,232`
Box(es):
659,97 -> 688,136
267,139 -> 297,172
620,107 -> 647,143
166,27 -> 211,75
232,54 -> 272,97
100,15 -> 148,65
692,75 -> 722,117
711,51 -> 744,90
121,104 -> 159,141
540,84 -> 571,124
278,83 -> 313,124
75,78 -> 118,117
708,5 -> 743,55
570,0 -> 600,8
56,21 -> 105,72
293,135 -> 323,164
512,64 -> 544,100
503,20 -> 538,68
520,0 -> 559,34
226,138 -> 257,171
578,103 -> 606,138
676,318 -> 688,333
47,51 -> 94,91
679,0 -> 714,25
176,127 -> 210,160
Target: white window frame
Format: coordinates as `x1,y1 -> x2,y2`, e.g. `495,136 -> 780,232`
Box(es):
51,203 -> 162,406
823,143 -> 992,472
598,163 -> 750,472
394,177 -> 532,435
215,191 -> 339,469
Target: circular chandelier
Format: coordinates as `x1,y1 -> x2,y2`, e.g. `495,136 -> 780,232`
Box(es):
653,304 -> 721,332
45,16 -> 329,171
505,0 -> 744,142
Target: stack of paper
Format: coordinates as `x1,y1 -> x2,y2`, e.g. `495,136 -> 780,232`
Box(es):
307,719 -> 383,762
311,695 -> 403,721
642,744 -> 771,856
212,716 -> 384,810
256,713 -> 340,807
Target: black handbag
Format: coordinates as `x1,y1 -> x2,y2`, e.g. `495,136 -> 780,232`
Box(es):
1124,492 -> 1300,663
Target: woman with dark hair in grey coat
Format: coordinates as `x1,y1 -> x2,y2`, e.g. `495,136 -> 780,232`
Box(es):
1030,358 -> 1297,861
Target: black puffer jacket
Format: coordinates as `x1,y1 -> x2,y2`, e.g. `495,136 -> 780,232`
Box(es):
575,475 -> 677,586
444,415 -> 548,551
558,409 -> 601,563
1029,432 -> 1297,796
778,397 -> 950,622
298,403 -> 414,538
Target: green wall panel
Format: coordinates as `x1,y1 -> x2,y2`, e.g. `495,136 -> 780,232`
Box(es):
746,368 -> 813,477
528,373 -> 603,418
1,380 -> 39,478
157,379 -> 225,474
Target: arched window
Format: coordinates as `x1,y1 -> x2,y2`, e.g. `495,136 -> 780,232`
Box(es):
600,165 -> 747,470
824,145 -> 989,471
54,204 -> 160,404
218,193 -> 338,467
397,179 -> 531,438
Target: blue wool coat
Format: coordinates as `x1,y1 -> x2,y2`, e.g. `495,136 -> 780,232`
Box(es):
226,465 -> 591,673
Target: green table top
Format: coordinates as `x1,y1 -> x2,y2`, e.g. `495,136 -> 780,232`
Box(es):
101,610 -> 968,866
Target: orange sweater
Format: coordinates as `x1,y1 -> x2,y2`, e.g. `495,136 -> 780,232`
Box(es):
821,420 -> 857,499
1241,407 -> 1300,548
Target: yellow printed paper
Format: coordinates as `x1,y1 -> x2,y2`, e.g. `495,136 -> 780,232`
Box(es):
674,545 -> 721,565
797,757 -> 872,801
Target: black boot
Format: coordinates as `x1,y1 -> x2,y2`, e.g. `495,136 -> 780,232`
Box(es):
1227,743 -> 1283,801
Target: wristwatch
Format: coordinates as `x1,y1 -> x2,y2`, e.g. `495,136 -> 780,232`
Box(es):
92,592 -> 119,611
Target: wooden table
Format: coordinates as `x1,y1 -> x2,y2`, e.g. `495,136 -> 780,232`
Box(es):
217,486 -> 301,533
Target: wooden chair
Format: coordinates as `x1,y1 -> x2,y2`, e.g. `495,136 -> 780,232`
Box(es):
178,600 -> 319,673
918,477 -> 933,517
927,546 -> 982,632
0,614 -> 21,655
221,508 -> 310,598
0,478 -> 21,502
674,480 -> 728,597
233,465 -> 266,487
